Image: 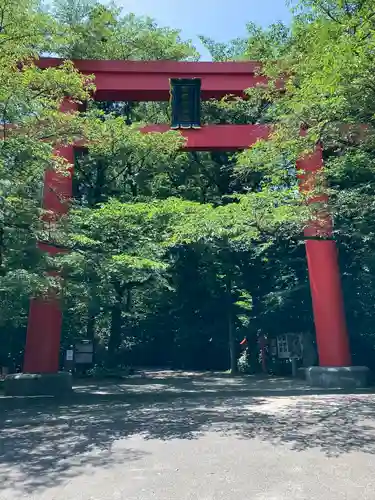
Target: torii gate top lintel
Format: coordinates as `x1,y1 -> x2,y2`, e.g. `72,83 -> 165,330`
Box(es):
38,57 -> 271,151
38,57 -> 267,101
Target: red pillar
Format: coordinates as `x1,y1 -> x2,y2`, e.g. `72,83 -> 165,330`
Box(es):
297,147 -> 351,367
23,101 -> 78,373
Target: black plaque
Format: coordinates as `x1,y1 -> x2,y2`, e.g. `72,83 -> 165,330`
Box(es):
170,78 -> 201,129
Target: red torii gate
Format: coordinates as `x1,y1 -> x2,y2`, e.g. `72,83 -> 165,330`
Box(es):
24,58 -> 351,374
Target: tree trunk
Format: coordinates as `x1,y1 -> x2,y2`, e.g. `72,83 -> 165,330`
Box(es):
226,275 -> 237,375
86,312 -> 95,342
107,304 -> 122,367
92,159 -> 106,206
0,225 -> 4,276
86,301 -> 97,364
107,283 -> 125,367
228,310 -> 237,375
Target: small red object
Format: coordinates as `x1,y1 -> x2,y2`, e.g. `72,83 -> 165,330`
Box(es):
240,337 -> 247,346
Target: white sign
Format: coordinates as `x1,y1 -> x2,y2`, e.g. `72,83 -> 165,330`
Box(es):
66,349 -> 74,361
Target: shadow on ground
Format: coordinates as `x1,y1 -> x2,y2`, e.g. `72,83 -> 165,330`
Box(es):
73,371 -> 319,396
1,371 -> 375,494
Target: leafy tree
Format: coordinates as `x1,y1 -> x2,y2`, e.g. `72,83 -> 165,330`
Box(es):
49,0 -> 199,60
199,21 -> 291,62
57,199 -> 177,365
0,0 -> 94,365
234,0 -> 375,366
0,1 -> 92,305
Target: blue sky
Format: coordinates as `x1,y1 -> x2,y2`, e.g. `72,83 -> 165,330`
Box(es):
117,0 -> 292,59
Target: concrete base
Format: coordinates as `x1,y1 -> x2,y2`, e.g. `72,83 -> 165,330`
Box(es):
305,366 -> 370,389
4,372 -> 72,397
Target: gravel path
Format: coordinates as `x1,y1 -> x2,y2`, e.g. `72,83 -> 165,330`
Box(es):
1,374 -> 375,499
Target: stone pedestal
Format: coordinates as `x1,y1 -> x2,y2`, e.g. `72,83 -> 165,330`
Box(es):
305,366 -> 370,389
4,372 -> 72,396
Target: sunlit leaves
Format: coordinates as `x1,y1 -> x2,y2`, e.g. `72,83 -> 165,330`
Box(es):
0,0 -> 94,325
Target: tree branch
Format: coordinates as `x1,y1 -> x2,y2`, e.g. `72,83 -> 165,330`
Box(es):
319,5 -> 342,24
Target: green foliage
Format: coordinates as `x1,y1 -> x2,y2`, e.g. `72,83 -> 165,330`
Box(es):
0,0 -> 92,334
199,21 -> 291,62
48,0 -> 199,60
234,0 -> 375,366
4,0 -> 375,374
